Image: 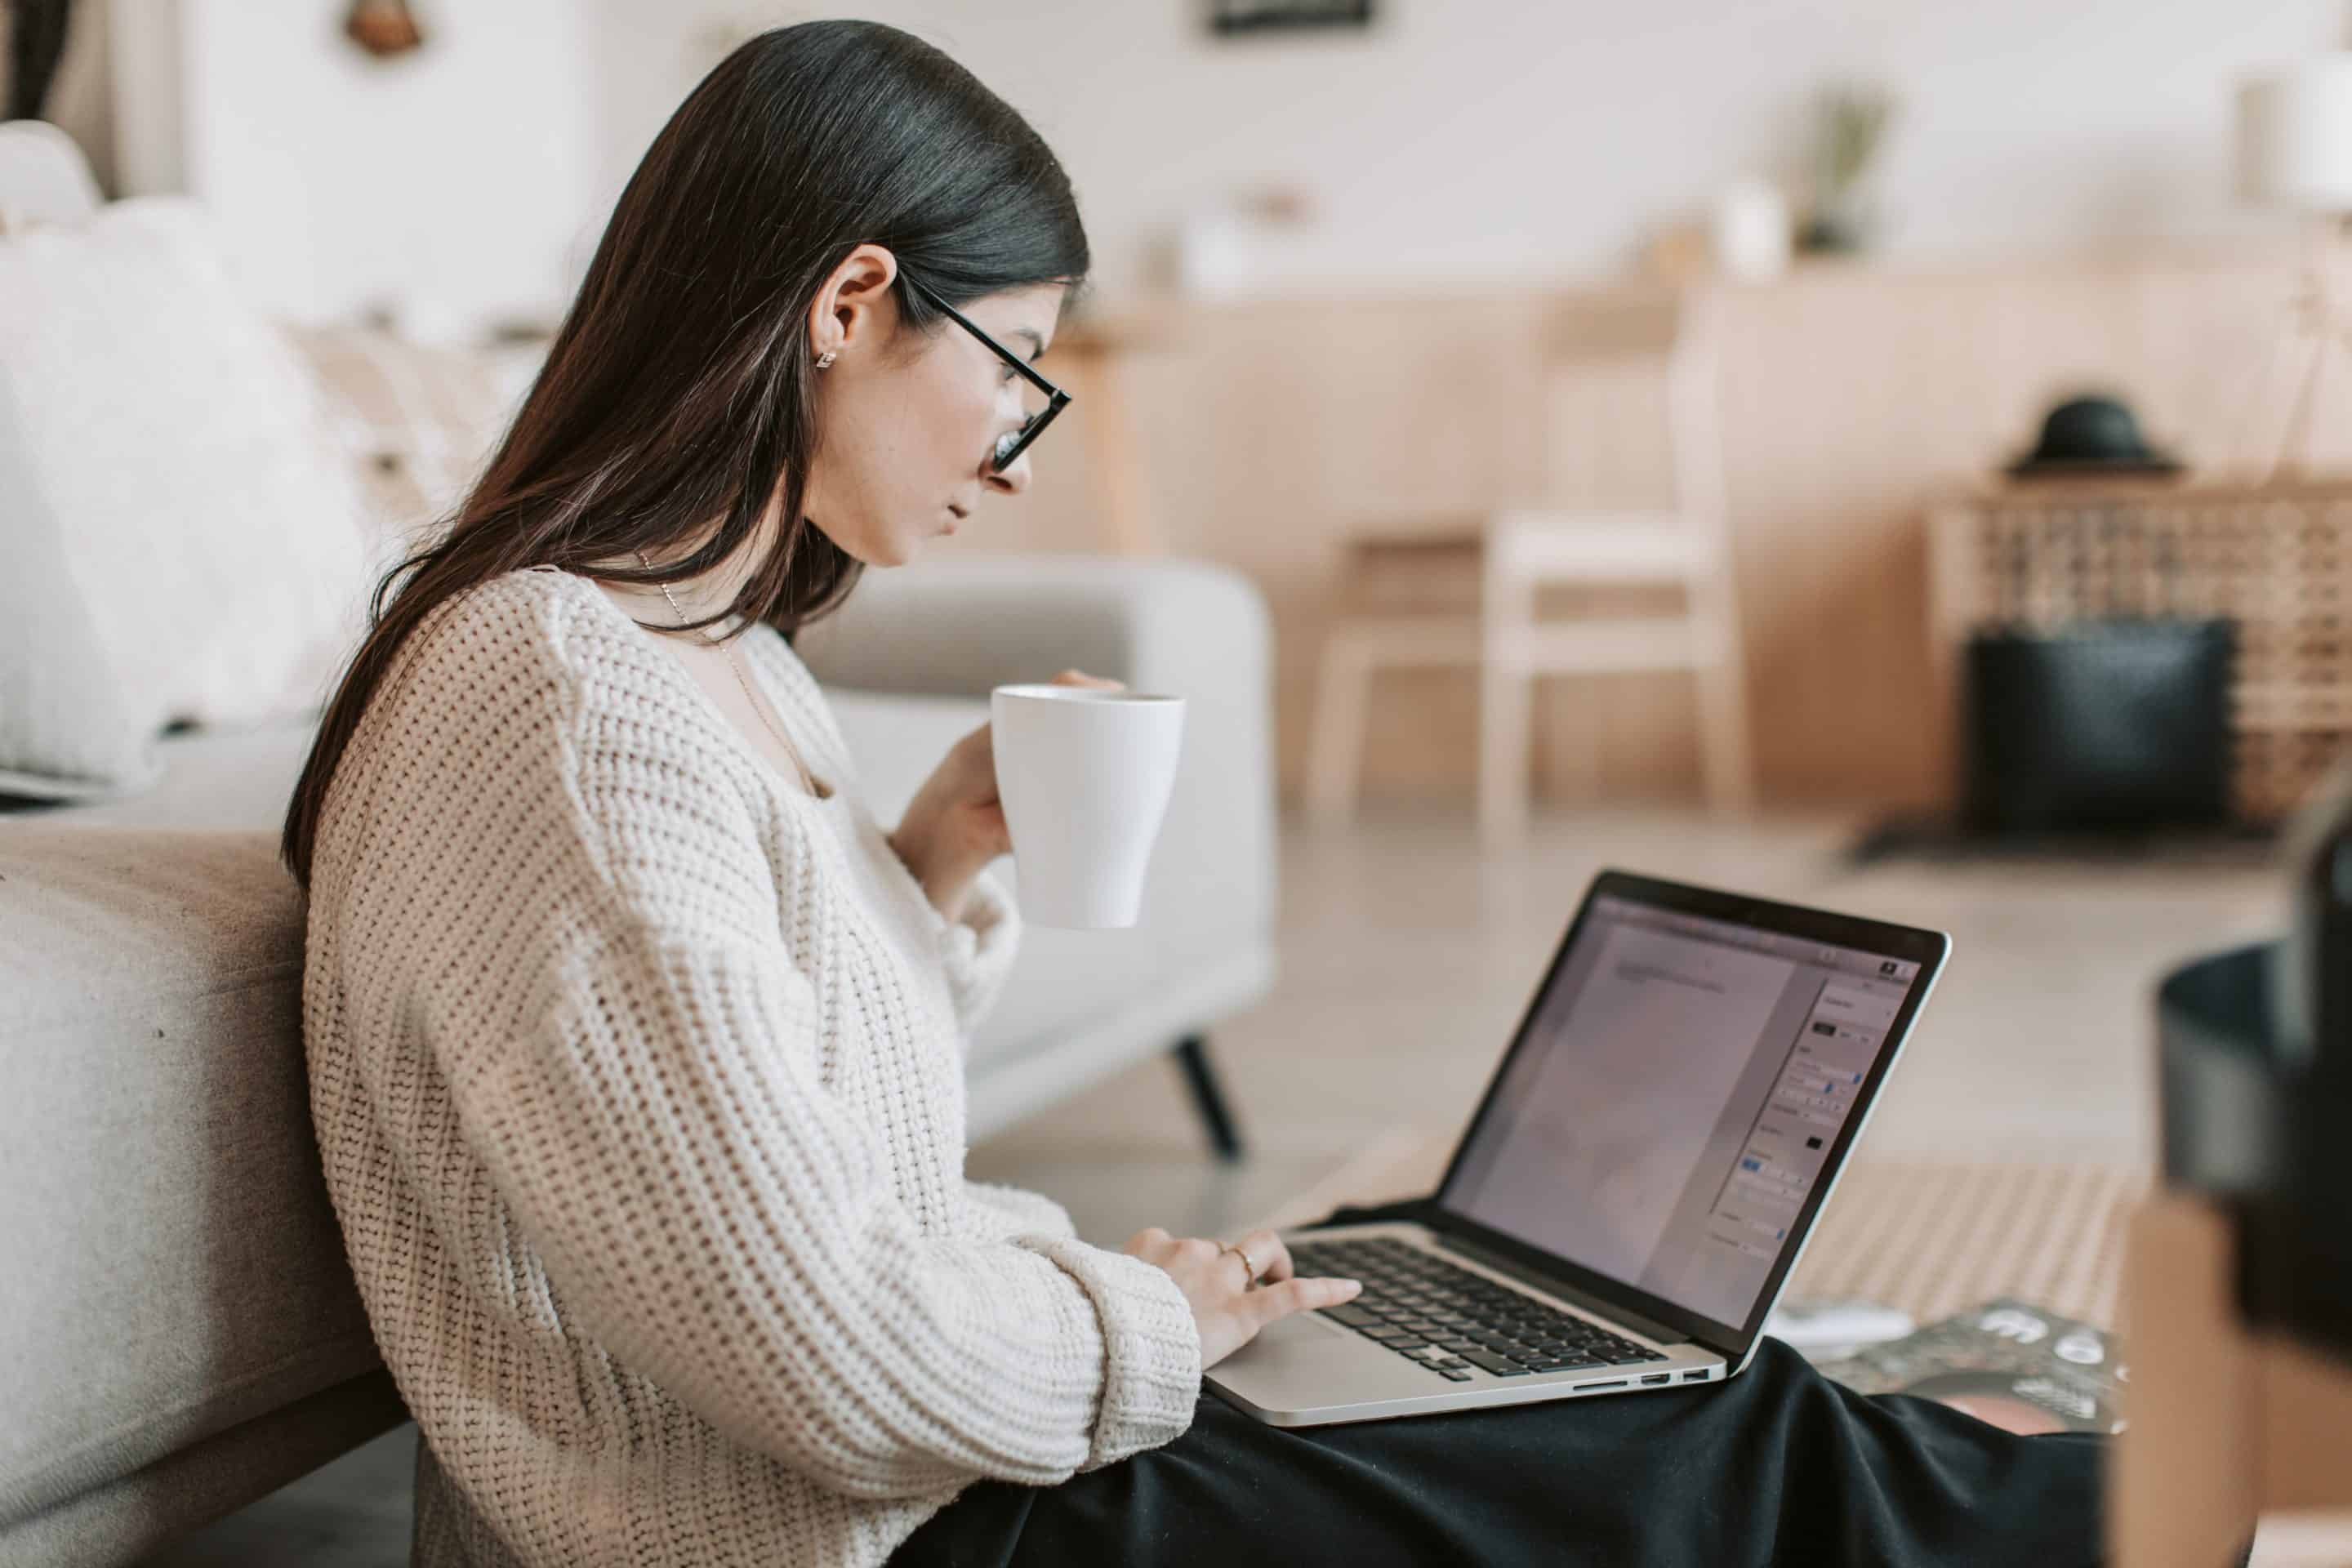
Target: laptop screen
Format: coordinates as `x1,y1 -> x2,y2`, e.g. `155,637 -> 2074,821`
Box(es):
1434,884 -> 1935,1343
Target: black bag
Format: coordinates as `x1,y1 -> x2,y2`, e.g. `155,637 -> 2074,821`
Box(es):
1962,619 -> 2234,832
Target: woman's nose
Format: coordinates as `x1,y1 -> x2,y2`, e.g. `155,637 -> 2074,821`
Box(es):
983,448 -> 1034,496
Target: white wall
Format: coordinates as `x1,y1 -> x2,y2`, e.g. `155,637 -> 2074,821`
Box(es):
588,0 -> 2347,296
64,0 -> 2352,329
107,0 -> 599,340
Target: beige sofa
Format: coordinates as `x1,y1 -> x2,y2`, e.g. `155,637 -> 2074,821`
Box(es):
0,127 -> 1277,1566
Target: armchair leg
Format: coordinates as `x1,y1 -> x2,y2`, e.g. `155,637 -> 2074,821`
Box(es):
1171,1036 -> 1245,1163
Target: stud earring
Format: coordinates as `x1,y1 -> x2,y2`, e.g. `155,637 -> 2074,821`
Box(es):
814,350 -> 837,370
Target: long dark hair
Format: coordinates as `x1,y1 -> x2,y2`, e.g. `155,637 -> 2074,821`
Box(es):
281,20 -> 1089,892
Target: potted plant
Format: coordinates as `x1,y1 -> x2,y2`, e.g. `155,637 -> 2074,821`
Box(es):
1797,82 -> 1898,254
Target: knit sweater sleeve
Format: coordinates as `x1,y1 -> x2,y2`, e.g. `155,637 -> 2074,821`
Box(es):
487,924 -> 1199,1493
926,862 -> 1022,1039
963,1177 -> 1081,1244
411,602 -> 1200,1498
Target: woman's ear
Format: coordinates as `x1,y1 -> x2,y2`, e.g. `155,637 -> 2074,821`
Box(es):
807,243 -> 901,364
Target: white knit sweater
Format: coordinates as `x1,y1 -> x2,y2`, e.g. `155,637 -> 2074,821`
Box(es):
301,564 -> 1204,1568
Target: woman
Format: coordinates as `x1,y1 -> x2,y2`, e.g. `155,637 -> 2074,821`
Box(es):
284,21 -> 2120,1567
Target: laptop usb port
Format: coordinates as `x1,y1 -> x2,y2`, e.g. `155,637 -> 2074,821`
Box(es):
1640,1374 -> 1672,1385
1682,1370 -> 1708,1382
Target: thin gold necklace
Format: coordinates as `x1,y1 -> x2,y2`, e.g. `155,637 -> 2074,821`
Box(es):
633,548 -> 828,799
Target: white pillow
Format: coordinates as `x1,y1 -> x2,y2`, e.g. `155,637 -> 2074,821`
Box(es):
0,198 -> 372,800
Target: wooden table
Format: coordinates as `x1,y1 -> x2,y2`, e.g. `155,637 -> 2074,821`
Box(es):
2113,1192 -> 2352,1567
1036,310 -> 1182,557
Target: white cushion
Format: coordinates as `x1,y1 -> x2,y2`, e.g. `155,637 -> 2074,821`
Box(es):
0,121 -> 104,231
0,198 -> 372,800
282,321 -> 515,564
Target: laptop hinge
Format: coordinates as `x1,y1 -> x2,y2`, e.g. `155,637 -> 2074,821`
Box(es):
1426,1230 -> 1690,1348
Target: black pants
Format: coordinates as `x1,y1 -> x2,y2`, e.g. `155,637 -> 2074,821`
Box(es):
893,1335 -> 2114,1568
890,1199 -> 2255,1568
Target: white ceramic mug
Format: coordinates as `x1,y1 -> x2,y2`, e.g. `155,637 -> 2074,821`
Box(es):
990,684 -> 1186,929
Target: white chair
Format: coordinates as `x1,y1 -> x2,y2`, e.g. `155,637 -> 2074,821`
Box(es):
1305,287 -> 1753,837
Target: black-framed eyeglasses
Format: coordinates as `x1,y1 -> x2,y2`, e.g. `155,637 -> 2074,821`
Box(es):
901,274 -> 1071,473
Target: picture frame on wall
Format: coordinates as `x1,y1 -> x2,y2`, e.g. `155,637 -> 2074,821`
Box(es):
1207,0 -> 1377,38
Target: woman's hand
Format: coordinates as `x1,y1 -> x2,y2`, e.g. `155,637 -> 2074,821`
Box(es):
888,670 -> 1121,924
1120,1226 -> 1363,1370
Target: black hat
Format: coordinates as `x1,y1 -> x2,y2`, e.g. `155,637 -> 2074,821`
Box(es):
2007,395 -> 2181,477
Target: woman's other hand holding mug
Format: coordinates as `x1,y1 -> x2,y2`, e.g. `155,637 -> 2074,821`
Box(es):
889,670 -> 1121,922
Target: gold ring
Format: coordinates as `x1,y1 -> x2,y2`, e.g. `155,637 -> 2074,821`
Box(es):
1221,1241 -> 1259,1281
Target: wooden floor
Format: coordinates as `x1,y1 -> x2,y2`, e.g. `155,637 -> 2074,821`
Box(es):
139,808 -> 2304,1567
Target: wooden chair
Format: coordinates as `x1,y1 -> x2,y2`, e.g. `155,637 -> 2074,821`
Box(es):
1304,287 -> 1753,836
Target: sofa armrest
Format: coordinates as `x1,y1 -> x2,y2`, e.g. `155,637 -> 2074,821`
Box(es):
795,554 -> 1278,937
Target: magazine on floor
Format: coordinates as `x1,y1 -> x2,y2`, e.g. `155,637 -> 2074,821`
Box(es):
1804,1297 -> 2127,1435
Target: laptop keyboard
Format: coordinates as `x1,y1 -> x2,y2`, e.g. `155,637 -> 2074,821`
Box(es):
1287,1236 -> 1670,1383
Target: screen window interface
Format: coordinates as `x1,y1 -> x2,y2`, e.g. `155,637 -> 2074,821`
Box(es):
1440,895 -> 1920,1330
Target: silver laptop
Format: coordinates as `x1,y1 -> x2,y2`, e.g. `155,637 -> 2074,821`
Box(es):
1207,869 -> 1949,1428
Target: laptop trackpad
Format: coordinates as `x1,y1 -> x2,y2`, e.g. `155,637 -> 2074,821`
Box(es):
1212,1307 -> 1436,1402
